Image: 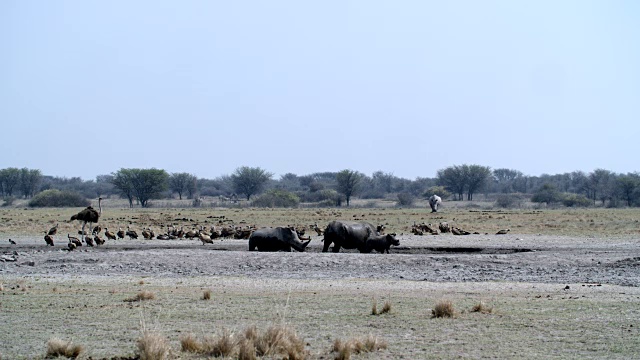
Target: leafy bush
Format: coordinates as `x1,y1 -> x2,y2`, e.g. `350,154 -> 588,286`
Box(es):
396,192 -> 415,207
28,189 -> 90,207
494,194 -> 522,208
531,184 -> 562,205
252,189 -> 300,208
561,193 -> 592,207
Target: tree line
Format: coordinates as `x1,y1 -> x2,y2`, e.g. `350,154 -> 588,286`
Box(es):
1,165 -> 639,208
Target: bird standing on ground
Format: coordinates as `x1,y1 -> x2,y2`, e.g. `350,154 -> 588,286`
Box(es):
48,223 -> 59,236
496,229 -> 510,235
104,228 -> 116,241
44,232 -> 54,246
9,239 -> 16,245
70,198 -> 102,239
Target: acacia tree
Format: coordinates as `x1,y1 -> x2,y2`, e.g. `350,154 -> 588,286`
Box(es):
231,166 -> 273,200
111,169 -> 135,207
169,172 -> 196,200
465,165 -> 491,200
0,167 -> 21,197
436,165 -> 466,200
493,168 -> 523,193
531,183 -> 562,205
111,168 -> 168,207
336,169 -> 361,206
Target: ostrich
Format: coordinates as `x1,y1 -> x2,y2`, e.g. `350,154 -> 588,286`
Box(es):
70,198 -> 102,238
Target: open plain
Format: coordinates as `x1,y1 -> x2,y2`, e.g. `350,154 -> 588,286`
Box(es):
1,205 -> 640,359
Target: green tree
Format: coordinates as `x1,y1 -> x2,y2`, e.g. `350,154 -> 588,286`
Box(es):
169,172 -> 197,200
0,167 -> 21,197
465,165 -> 492,200
336,169 -> 361,206
111,169 -> 136,207
531,183 -> 562,205
437,164 -> 491,200
616,175 -> 639,207
252,189 -> 300,208
437,165 -> 466,200
19,168 -> 42,198
493,168 -> 523,193
111,168 -> 168,207
231,166 -> 273,200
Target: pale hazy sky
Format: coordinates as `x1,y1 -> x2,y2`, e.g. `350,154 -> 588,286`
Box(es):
2,1 -> 639,181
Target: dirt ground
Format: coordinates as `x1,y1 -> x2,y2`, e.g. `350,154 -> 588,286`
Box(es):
2,233 -> 639,287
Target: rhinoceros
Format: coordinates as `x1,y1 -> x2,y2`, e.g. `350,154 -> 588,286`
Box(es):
248,227 -> 311,252
361,234 -> 400,254
322,221 -> 382,253
429,195 -> 442,213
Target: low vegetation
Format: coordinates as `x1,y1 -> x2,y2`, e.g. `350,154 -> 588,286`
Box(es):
432,299 -> 455,318
124,290 -> 156,302
28,189 -> 89,208
45,337 -> 84,359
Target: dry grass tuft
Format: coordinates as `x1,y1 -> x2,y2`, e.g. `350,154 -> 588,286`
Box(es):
52,287 -> 57,293
138,280 -> 145,285
371,297 -> 378,315
179,333 -> 202,353
332,338 -> 351,360
471,301 -> 493,314
203,329 -> 235,357
46,337 -> 84,359
202,289 -> 211,300
332,335 -> 387,358
237,338 -> 257,360
125,290 -> 156,302
432,299 -> 455,318
248,324 -> 307,359
137,330 -> 171,360
380,300 -> 392,314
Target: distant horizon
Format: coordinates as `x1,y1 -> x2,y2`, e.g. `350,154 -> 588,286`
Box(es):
6,164 -> 638,182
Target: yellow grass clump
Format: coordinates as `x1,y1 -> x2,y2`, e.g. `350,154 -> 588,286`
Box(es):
471,301 -> 493,314
331,334 -> 388,359
432,299 -> 455,318
202,289 -> 211,300
125,290 -> 156,302
46,337 -> 84,359
137,330 -> 171,360
371,297 -> 392,315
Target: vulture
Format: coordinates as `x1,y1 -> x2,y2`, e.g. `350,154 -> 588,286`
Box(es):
496,229 -> 510,235
44,232 -> 54,246
104,228 -> 116,241
9,239 -> 16,245
68,234 -> 82,247
116,227 -> 125,240
70,198 -> 102,238
48,223 -> 59,236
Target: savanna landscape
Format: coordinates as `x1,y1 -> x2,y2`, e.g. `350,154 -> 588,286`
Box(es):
1,201 -> 639,359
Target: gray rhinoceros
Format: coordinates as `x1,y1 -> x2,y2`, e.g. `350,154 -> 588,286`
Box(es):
322,220 -> 383,253
361,234 -> 400,254
248,227 -> 311,252
429,195 -> 442,213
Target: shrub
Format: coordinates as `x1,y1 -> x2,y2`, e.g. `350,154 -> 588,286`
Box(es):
531,184 -> 562,205
252,189 -> 300,208
494,194 -> 522,209
396,192 -> 415,207
46,337 -> 84,359
432,299 -> 455,318
561,193 -> 592,208
28,189 -> 90,207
